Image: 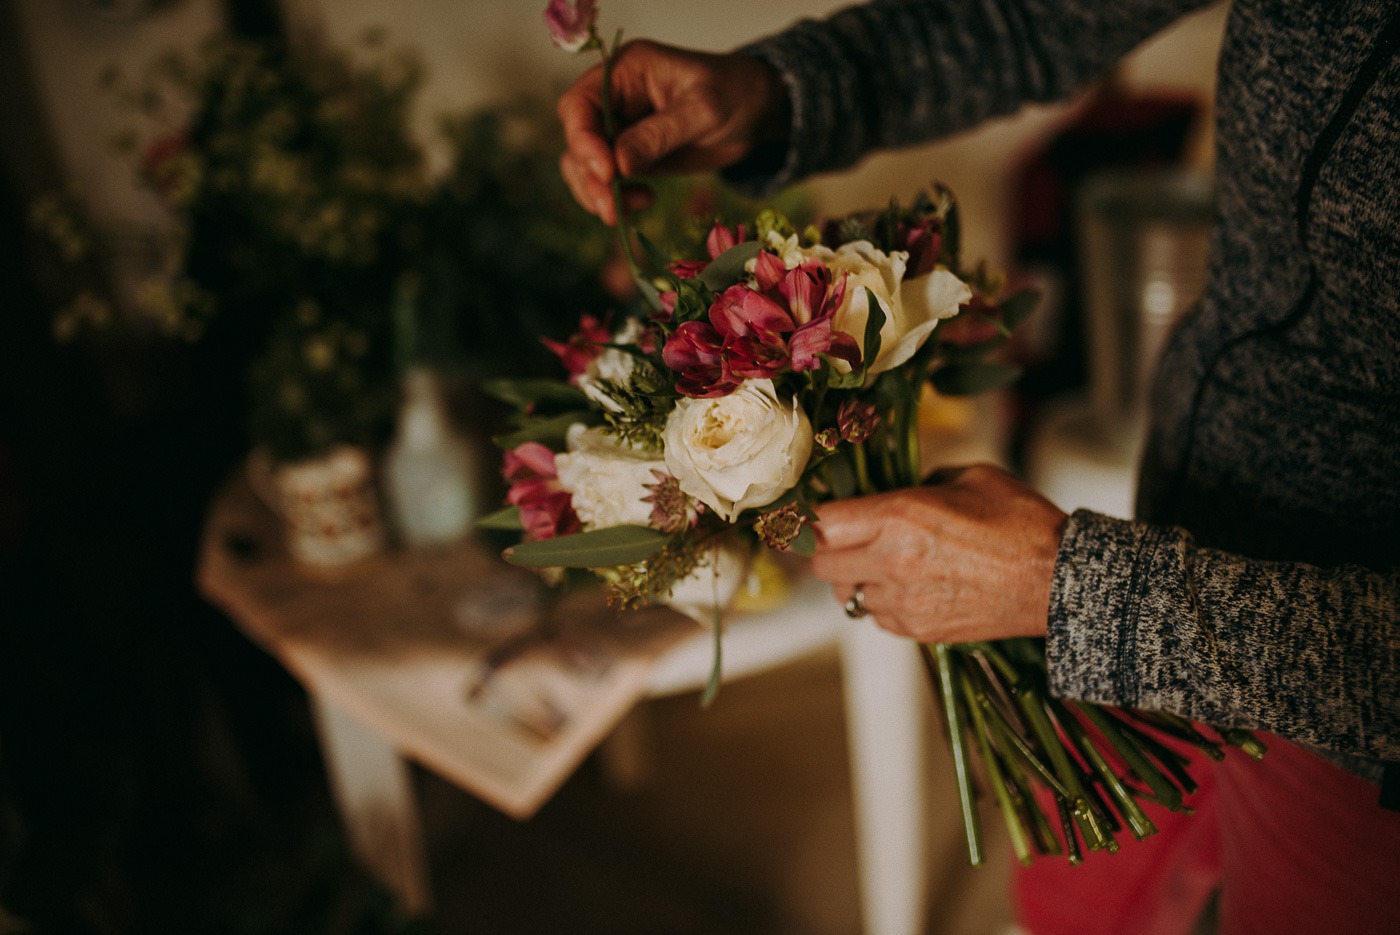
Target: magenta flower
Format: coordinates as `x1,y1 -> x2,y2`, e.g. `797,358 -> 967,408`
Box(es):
937,294 -> 1003,347
662,251 -> 865,396
901,219 -> 943,278
670,222 -> 751,281
662,321 -> 739,398
503,442 -> 581,541
541,314 -> 612,382
705,221 -> 747,258
772,260 -> 861,372
543,0 -> 598,52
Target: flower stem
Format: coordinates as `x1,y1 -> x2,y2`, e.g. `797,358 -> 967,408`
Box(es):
851,441 -> 876,495
958,667 -> 1033,865
928,643 -> 984,866
596,31 -> 644,283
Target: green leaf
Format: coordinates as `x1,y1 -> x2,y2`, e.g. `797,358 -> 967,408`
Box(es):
860,286 -> 885,376
822,452 -> 857,499
474,505 -> 523,531
634,276 -> 666,315
787,523 -> 817,558
998,289 -> 1040,330
930,362 -> 1021,396
938,336 -> 1009,366
697,241 -> 760,292
504,524 -> 669,568
481,378 -> 588,410
492,411 -> 593,449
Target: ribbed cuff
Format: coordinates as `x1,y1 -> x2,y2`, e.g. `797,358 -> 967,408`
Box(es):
1046,508 -> 1168,708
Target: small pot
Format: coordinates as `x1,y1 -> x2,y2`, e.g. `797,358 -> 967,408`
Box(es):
253,445 -> 385,571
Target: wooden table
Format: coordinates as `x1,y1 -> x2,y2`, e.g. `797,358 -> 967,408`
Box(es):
198,472 -> 936,935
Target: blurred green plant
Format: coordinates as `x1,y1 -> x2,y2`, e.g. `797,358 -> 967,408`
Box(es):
30,33 -> 623,463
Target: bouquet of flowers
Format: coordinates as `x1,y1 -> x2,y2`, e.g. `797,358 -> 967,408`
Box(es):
481,0 -> 1267,869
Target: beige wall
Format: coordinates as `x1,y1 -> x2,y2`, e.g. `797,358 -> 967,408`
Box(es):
14,0 -> 1230,269
11,0 -> 226,228
297,0 -> 1231,267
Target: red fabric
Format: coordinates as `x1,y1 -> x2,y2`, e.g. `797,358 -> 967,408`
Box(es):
1013,736 -> 1221,935
1014,734 -> 1400,935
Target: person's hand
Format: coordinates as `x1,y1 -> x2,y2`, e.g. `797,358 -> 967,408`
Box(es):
556,39 -> 789,224
811,464 -> 1069,643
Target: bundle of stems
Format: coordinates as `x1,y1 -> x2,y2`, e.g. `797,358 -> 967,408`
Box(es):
844,361 -> 1267,867
922,638 -> 1267,866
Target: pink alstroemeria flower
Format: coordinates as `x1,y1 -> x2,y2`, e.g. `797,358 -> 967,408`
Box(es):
778,260 -> 862,371
901,219 -> 943,278
669,222 -> 751,281
503,442 -> 581,541
705,221 -> 746,258
541,314 -> 611,382
938,294 -> 1004,347
662,250 -> 866,397
662,321 -> 739,398
543,0 -> 597,52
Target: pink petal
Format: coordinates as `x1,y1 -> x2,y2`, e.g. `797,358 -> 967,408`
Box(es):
709,285 -> 794,338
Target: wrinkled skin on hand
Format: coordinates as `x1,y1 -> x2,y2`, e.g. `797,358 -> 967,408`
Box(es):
556,39 -> 789,223
812,464 -> 1068,643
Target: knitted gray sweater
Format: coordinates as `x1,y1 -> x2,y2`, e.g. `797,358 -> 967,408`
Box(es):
736,0 -> 1399,782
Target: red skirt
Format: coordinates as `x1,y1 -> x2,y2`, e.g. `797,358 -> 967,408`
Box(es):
1013,733 -> 1400,935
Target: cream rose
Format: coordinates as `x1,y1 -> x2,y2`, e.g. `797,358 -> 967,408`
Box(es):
576,318 -> 646,413
662,379 -> 812,522
553,424 -> 664,530
765,233 -> 971,375
662,539 -> 752,627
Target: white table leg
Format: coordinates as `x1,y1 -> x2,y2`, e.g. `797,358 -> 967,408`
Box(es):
840,623 -> 928,935
310,695 -> 432,914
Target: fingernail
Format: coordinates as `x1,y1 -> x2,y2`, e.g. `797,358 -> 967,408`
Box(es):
589,157 -> 606,178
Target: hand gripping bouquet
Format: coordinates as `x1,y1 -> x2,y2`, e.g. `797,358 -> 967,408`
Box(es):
484,0 -> 1267,869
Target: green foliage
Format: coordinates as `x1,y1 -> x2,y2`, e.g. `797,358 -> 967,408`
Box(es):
35,34 -> 627,463
505,524 -> 669,568
418,100 -> 617,379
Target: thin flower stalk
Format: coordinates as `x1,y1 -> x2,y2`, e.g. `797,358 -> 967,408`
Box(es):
929,643 -> 984,866
958,666 -> 1035,866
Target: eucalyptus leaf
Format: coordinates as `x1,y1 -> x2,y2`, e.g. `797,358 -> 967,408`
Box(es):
635,229 -> 670,273
861,286 -> 885,375
492,410 -> 593,448
505,524 -> 669,568
475,505 -> 523,531
634,276 -> 666,315
788,523 -> 817,558
939,336 -> 1009,365
930,362 -> 1022,396
823,452 -> 857,499
697,241 -> 760,292
999,289 -> 1041,330
481,378 -> 588,410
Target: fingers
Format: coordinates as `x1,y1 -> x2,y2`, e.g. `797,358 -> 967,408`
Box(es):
556,39 -> 785,219
614,95 -> 720,176
813,494 -> 895,551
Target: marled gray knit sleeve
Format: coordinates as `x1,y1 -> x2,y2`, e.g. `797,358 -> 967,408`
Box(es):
726,0 -> 1214,194
1048,510 -> 1400,764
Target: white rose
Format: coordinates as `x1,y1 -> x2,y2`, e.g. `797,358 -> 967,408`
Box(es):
764,234 -> 971,375
553,424 -> 664,530
663,540 -> 752,627
662,379 -> 812,522
577,318 -> 646,413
